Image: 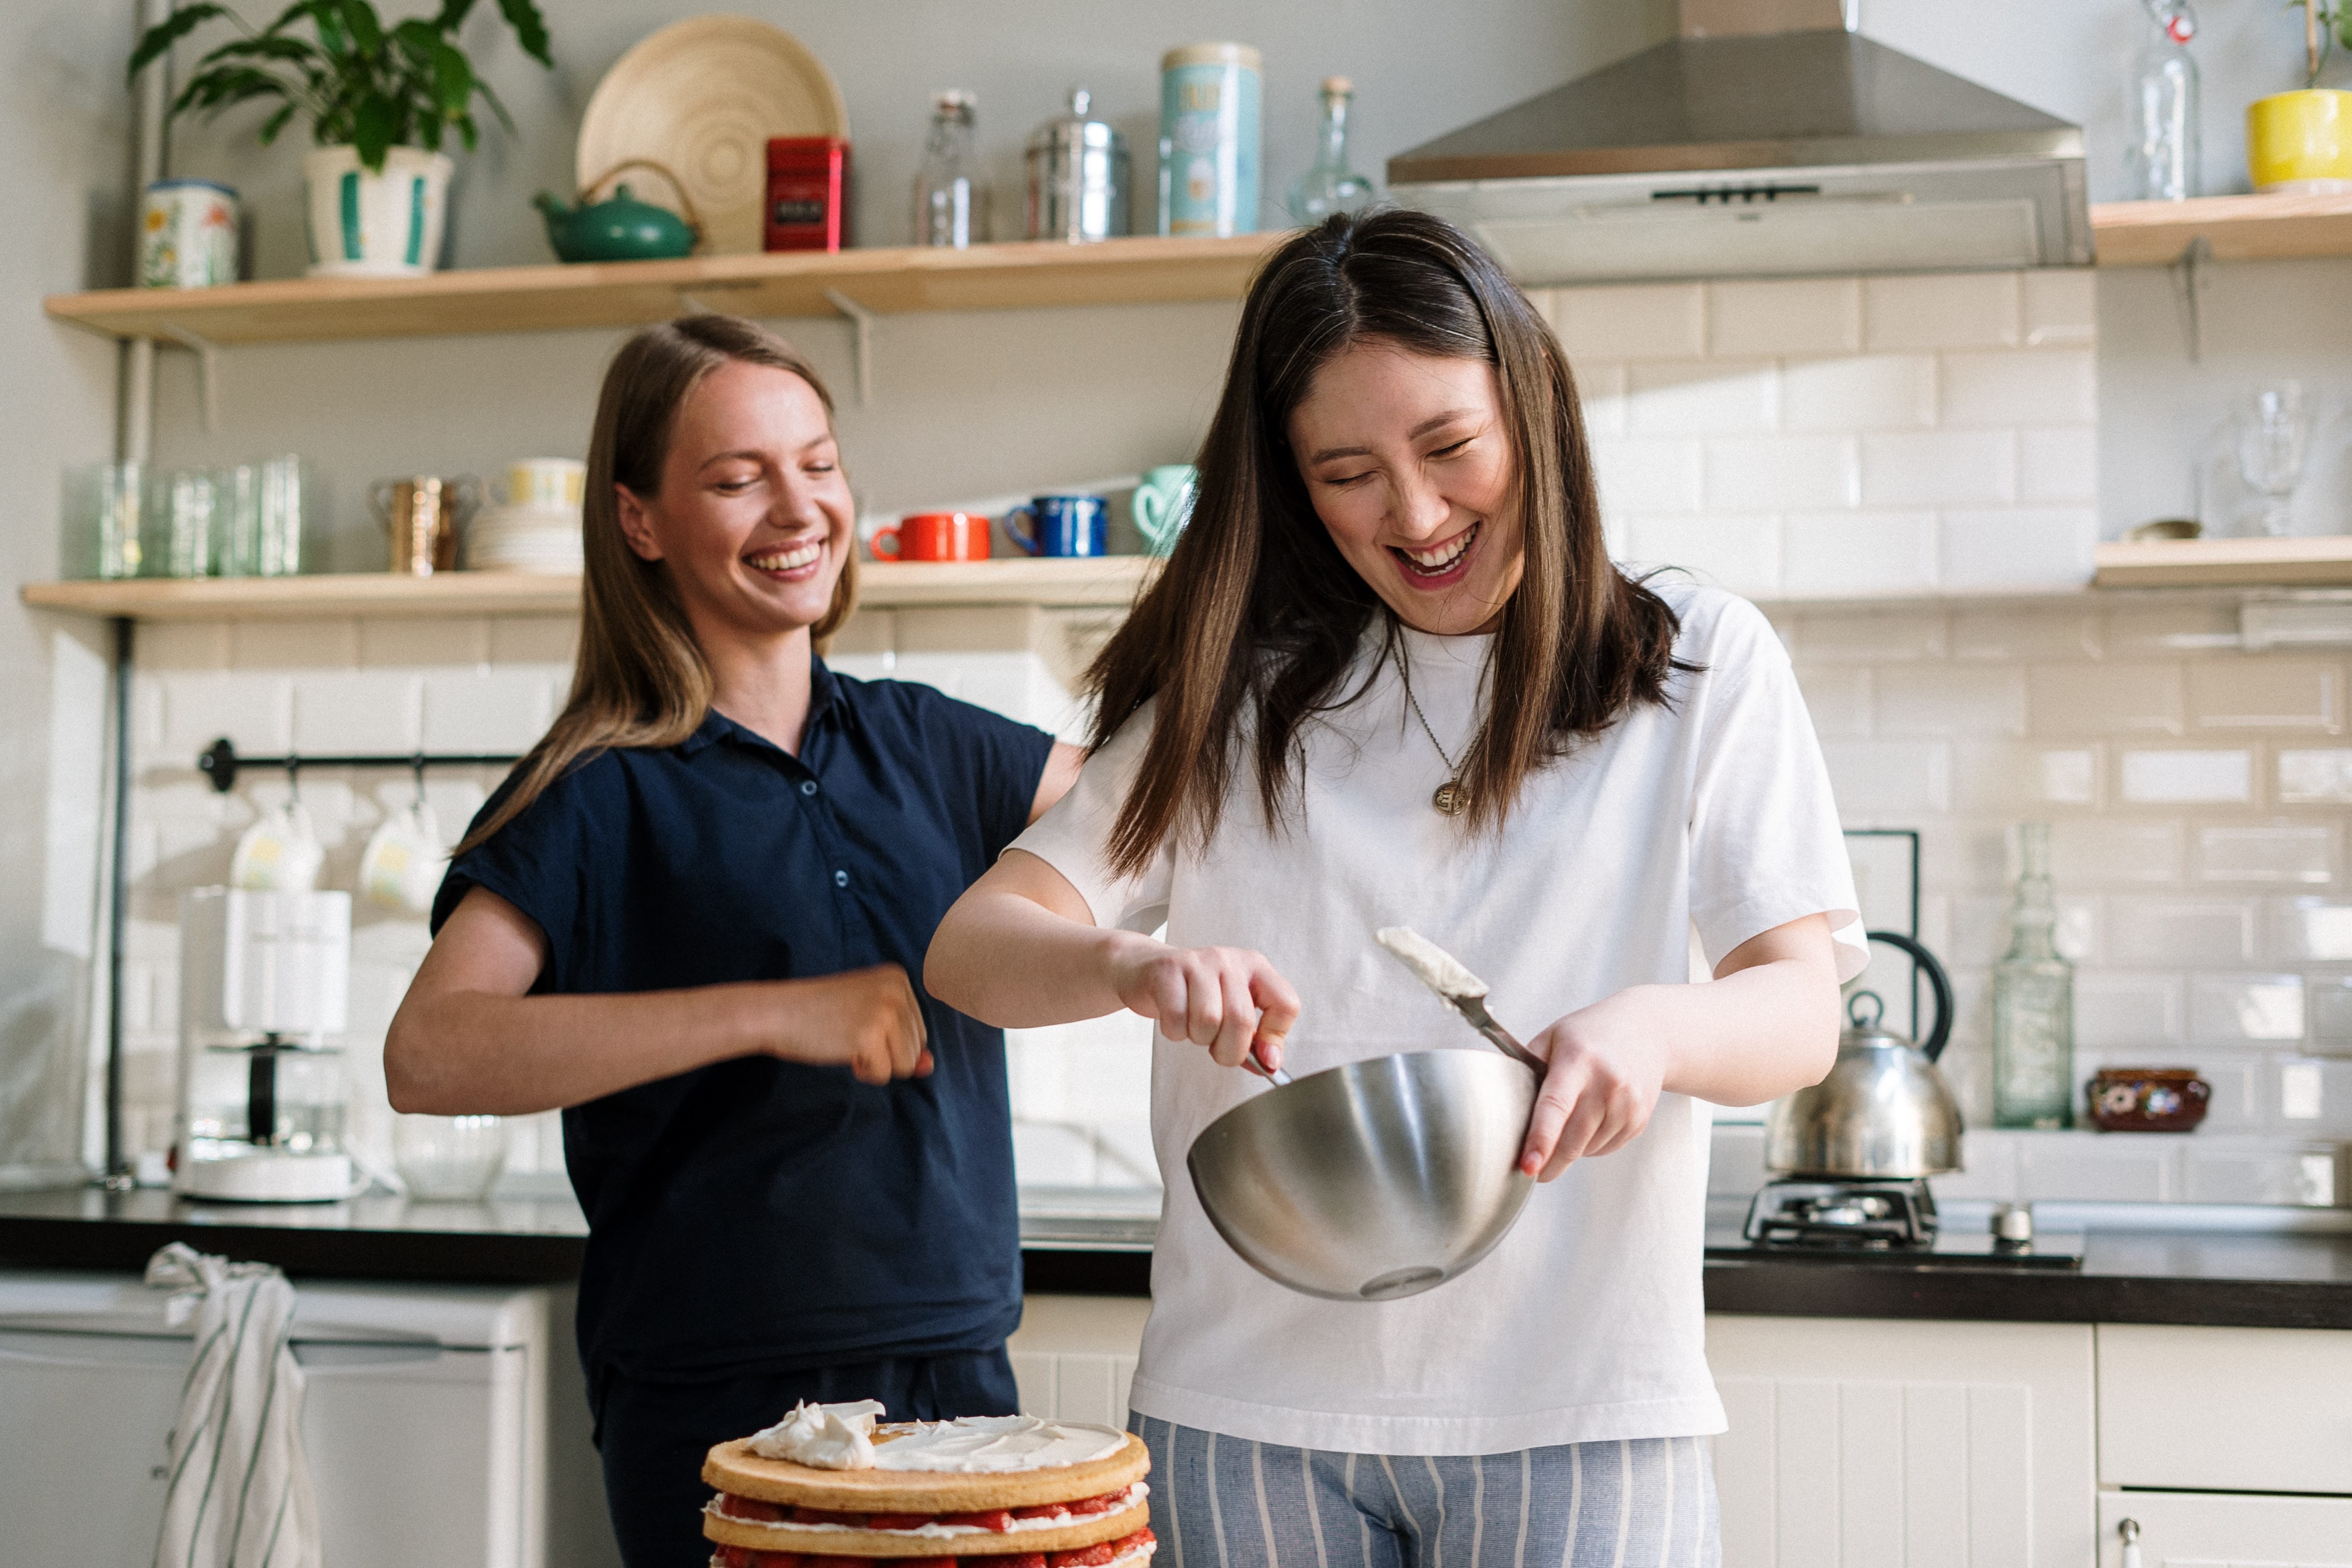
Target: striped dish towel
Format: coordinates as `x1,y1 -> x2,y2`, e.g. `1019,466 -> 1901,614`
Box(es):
144,1242 -> 322,1568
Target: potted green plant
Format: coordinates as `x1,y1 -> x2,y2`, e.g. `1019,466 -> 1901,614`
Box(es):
2249,1 -> 2352,192
128,0 -> 552,277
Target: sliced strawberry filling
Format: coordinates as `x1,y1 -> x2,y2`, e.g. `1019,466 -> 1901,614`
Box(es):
940,1511 -> 1016,1532
718,1497 -> 791,1523
713,1554 -> 896,1568
714,1489 -> 1135,1536
1051,1528 -> 1156,1568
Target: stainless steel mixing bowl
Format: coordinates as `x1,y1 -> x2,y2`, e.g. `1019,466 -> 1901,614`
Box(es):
1186,1049 -> 1538,1302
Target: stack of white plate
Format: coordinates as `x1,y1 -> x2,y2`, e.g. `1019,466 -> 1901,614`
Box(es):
467,503 -> 584,574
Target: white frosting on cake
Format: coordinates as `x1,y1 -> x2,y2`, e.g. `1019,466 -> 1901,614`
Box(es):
871,1415 -> 1128,1473
748,1400 -> 886,1468
1376,926 -> 1488,1000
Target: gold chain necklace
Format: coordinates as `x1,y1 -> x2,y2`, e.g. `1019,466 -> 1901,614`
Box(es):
1394,651 -> 1468,817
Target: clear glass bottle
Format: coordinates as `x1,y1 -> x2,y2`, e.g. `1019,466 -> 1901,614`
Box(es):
913,89 -> 988,248
1993,822 -> 2076,1129
1285,76 -> 1378,225
2124,0 -> 2200,201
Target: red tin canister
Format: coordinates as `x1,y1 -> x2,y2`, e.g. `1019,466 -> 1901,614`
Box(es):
766,138 -> 852,252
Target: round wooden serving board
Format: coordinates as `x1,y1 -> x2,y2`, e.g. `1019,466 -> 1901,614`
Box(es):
702,1495 -> 1147,1557
702,1430 -> 1149,1514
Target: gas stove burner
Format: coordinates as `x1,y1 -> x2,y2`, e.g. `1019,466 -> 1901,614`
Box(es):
1743,1177 -> 1939,1249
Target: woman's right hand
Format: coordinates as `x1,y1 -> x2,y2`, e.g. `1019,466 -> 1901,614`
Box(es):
773,966 -> 931,1084
1109,940 -> 1302,1072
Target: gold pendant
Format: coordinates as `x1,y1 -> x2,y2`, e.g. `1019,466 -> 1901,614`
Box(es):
1432,779 -> 1468,816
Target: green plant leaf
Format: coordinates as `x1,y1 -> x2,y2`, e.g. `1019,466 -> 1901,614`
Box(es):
257,100 -> 299,144
336,0 -> 384,55
494,0 -> 553,69
178,66 -> 295,122
127,3 -> 233,82
455,112 -> 479,152
433,0 -> 480,34
472,70 -> 515,134
352,90 -> 398,170
195,34 -> 320,72
427,37 -> 472,121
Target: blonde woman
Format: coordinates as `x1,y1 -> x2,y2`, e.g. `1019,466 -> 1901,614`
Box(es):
927,210 -> 1861,1565
387,316 -> 1080,1568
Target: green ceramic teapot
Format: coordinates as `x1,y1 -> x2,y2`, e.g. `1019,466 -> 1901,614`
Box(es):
535,160 -> 701,263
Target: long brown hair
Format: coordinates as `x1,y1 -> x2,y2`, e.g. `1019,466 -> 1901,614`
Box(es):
455,315 -> 854,854
1088,208 -> 1686,876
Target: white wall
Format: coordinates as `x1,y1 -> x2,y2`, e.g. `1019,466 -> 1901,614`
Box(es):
0,4 -> 138,1179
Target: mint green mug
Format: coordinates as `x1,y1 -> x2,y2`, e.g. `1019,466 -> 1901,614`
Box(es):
1133,464 -> 1197,556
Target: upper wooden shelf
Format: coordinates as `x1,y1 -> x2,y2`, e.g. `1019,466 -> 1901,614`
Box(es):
2093,535 -> 2352,587
42,234 -> 1284,346
19,557 -> 1157,621
2089,194 -> 2352,267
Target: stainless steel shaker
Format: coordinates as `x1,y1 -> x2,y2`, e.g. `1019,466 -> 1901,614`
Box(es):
1025,88 -> 1129,242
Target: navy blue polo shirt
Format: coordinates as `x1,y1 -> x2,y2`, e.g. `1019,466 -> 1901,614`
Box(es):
431,661 -> 1054,1381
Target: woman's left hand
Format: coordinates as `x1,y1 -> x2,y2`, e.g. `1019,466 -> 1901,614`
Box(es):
1518,993 -> 1670,1181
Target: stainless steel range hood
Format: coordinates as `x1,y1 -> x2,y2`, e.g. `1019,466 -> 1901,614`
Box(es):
1386,0 -> 2089,284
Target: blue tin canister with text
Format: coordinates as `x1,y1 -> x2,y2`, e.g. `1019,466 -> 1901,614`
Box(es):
1158,42 -> 1262,237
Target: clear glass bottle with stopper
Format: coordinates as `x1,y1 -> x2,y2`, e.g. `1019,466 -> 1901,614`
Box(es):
914,89 -> 988,247
2125,0 -> 2201,201
1993,821 -> 2076,1128
1285,76 -> 1378,225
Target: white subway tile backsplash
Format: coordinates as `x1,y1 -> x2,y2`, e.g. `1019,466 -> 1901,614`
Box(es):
1626,360 -> 1777,434
2073,971 -> 2185,1048
232,618 -> 359,670
1948,608 -> 2100,662
2106,897 -> 2254,964
2190,974 -> 2306,1043
1783,610 -> 1947,662
141,623 -> 231,672
2193,823 -> 2334,886
2021,269 -> 2097,345
1792,664 -> 1870,739
2271,898 -> 2352,963
359,618 -> 488,669
1551,283 -> 1706,361
1950,743 -> 2101,811
1818,738 -> 1951,815
1781,510 -> 1937,596
2312,981 -> 2352,1050
1936,508 -> 2097,590
2273,1055 -> 2352,1134
157,671 -> 294,757
1862,272 -> 2021,350
1938,349 -> 2097,427
2016,427 -> 2099,504
289,671 -> 423,754
1589,436 -> 1704,513
2119,748 -> 2253,805
419,669 -> 557,752
1780,353 -> 1936,431
2017,1133 -> 2175,1202
1574,361 -> 1628,438
2187,658 -> 2343,732
486,616 -> 578,666
2279,747 -> 2352,803
1702,435 -> 1857,510
1872,664 -> 2025,738
2027,663 -> 2183,737
1859,430 -> 2017,506
1706,277 -> 1860,357
2182,1142 -> 2342,1205
1621,514 -> 1780,596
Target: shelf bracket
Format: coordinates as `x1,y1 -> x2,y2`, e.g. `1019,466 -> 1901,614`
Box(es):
676,291 -> 714,317
825,288 -> 876,406
2168,236 -> 2211,365
158,324 -> 222,433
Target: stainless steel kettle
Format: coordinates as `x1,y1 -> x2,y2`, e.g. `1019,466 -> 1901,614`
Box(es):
1764,930 -> 1963,1178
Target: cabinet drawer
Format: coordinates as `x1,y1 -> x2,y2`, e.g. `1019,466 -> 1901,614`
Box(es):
2098,1324 -> 2352,1494
2098,1489 -> 2352,1567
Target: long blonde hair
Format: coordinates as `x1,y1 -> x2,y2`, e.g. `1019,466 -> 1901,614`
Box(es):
455,315 -> 855,855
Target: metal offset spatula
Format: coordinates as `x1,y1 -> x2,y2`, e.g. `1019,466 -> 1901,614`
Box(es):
1375,927 -> 1548,1075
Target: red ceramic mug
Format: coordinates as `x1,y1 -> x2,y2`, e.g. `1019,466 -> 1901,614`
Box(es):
872,511 -> 991,562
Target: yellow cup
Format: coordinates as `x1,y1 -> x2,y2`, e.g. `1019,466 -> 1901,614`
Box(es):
2247,90 -> 2352,191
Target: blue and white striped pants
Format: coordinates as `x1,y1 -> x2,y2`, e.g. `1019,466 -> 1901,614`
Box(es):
1132,1416 -> 1720,1568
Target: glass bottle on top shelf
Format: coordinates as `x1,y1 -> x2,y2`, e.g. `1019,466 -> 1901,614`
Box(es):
2125,0 -> 2201,200
1285,76 -> 1377,225
1993,822 -> 2076,1129
914,89 -> 988,248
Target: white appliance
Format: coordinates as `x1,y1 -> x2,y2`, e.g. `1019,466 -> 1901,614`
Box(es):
0,1269 -> 568,1568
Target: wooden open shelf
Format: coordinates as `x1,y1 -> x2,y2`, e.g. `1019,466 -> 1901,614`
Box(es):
18,557 -> 1156,621
2089,193 -> 2352,267
42,235 -> 1283,346
2093,535 -> 2352,588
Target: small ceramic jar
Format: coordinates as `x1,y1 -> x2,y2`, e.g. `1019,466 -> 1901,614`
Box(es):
2086,1067 -> 2211,1133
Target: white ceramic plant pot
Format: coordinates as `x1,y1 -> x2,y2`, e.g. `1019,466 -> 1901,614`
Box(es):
303,144 -> 453,277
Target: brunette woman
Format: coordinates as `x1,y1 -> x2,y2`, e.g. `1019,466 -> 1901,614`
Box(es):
926,210 -> 1861,1564
386,316 -> 1079,1568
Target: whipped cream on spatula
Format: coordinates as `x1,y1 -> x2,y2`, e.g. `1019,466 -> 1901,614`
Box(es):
749,1399 -> 885,1467
1376,926 -> 1489,1000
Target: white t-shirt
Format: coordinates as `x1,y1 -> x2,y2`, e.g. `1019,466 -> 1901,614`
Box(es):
1009,583 -> 1864,1456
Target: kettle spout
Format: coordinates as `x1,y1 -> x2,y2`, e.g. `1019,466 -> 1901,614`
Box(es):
532,190 -> 575,238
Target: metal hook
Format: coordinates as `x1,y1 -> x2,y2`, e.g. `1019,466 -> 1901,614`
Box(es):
410,753 -> 427,808
284,754 -> 300,803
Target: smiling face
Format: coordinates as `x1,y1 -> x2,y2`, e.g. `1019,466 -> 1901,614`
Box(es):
613,358 -> 853,643
1287,341 -> 1523,636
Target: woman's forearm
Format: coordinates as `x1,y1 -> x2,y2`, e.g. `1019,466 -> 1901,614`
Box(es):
1589,955 -> 1842,1108
926,884 -> 1149,1028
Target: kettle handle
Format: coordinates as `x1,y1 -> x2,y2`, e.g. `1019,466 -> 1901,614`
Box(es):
1863,930 -> 1954,1064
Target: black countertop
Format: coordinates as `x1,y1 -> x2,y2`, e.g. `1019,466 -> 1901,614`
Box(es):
7,1186 -> 2352,1329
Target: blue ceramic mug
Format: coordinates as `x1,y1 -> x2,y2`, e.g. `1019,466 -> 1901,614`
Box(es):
1003,493 -> 1109,557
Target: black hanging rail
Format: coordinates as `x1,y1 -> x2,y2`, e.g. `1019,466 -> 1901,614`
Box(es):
197,737 -> 524,793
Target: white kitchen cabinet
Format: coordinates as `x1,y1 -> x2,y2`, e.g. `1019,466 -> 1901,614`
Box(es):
2097,1324 -> 2352,1496
2096,1488 -> 2352,1566
1704,1314 -> 2097,1568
